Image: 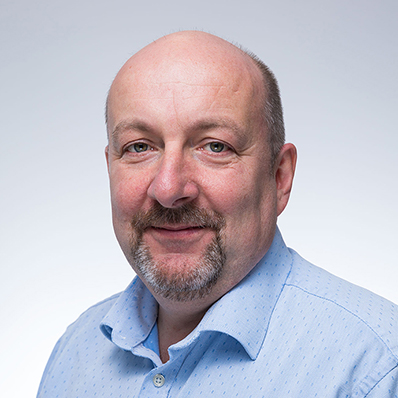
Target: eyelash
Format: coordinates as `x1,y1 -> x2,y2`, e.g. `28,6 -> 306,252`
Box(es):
201,141 -> 234,156
125,142 -> 154,153
123,140 -> 233,156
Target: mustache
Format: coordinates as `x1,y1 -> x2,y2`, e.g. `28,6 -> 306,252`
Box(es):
131,202 -> 225,233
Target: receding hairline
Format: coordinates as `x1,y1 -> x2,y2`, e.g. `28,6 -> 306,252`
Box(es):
105,32 -> 285,164
105,32 -> 262,125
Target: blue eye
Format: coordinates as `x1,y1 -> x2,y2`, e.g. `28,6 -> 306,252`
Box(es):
128,142 -> 149,152
207,142 -> 225,153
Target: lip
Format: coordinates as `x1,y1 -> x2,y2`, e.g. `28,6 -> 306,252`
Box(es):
149,225 -> 204,236
145,225 -> 210,243
152,225 -> 204,231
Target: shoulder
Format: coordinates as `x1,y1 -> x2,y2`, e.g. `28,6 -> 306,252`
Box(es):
67,292 -> 122,333
37,292 -> 123,396
285,249 -> 398,358
49,292 -> 122,355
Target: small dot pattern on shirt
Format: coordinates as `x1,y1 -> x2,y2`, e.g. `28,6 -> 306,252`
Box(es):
37,228 -> 398,397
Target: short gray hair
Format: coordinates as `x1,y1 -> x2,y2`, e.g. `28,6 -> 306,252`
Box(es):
245,51 -> 285,166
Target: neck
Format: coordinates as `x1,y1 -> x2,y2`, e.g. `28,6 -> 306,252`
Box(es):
148,273 -> 241,363
156,300 -> 211,363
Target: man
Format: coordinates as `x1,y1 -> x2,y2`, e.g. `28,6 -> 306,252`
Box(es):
37,31 -> 398,397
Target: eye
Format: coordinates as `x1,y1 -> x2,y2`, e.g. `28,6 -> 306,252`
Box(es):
204,142 -> 227,153
126,142 -> 151,153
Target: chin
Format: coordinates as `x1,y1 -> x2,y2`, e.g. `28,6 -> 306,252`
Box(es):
132,236 -> 226,302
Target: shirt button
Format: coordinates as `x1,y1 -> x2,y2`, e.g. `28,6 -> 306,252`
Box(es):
153,373 -> 165,388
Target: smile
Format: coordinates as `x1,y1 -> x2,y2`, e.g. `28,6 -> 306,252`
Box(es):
149,225 -> 205,238
143,225 -> 214,250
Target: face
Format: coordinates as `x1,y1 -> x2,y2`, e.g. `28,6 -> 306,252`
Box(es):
106,36 -> 290,303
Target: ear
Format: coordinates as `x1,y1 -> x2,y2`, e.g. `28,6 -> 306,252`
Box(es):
105,145 -> 110,173
274,143 -> 297,216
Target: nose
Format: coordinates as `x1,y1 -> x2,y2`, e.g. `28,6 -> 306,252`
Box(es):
147,150 -> 199,208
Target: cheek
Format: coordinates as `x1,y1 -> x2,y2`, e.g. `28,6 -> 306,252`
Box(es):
210,166 -> 276,238
206,165 -> 272,216
201,168 -> 249,211
110,169 -> 149,222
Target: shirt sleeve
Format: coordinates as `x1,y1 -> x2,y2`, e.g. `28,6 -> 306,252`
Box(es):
365,365 -> 398,398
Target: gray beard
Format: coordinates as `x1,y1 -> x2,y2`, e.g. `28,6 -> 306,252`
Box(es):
129,203 -> 226,302
132,233 -> 225,301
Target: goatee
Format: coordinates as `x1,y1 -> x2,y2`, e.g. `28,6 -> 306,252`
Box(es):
129,202 -> 226,301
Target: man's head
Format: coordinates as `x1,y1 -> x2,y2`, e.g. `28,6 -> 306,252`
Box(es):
105,31 -> 296,305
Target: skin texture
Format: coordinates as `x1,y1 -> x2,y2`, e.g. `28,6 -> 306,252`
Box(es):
106,31 -> 297,362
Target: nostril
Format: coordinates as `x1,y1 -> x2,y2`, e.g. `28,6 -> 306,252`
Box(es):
171,196 -> 192,208
147,176 -> 200,209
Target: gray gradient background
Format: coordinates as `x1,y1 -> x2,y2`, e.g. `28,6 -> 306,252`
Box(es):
1,0 -> 397,396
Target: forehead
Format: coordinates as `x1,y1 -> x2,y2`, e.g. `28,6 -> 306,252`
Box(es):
107,37 -> 265,134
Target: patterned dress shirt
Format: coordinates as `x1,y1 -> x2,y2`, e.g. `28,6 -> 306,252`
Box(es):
37,228 -> 398,397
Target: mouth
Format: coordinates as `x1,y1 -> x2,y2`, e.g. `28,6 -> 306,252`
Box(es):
148,225 -> 205,238
142,224 -> 213,249
152,225 -> 205,231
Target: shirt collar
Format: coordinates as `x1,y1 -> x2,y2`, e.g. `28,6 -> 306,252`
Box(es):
170,227 -> 293,360
100,277 -> 158,351
100,227 -> 293,359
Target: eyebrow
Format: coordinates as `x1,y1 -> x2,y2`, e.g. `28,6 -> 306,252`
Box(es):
110,119 -> 153,148
189,118 -> 242,133
112,120 -> 152,138
188,118 -> 248,144
111,117 -> 248,146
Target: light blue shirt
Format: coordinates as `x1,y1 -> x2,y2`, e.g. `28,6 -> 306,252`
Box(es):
37,228 -> 398,397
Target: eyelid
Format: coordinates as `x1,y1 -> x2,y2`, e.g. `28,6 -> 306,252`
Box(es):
124,140 -> 155,153
202,140 -> 234,153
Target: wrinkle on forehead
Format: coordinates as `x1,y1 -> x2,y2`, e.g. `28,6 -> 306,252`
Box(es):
118,82 -> 226,100
107,32 -> 265,131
